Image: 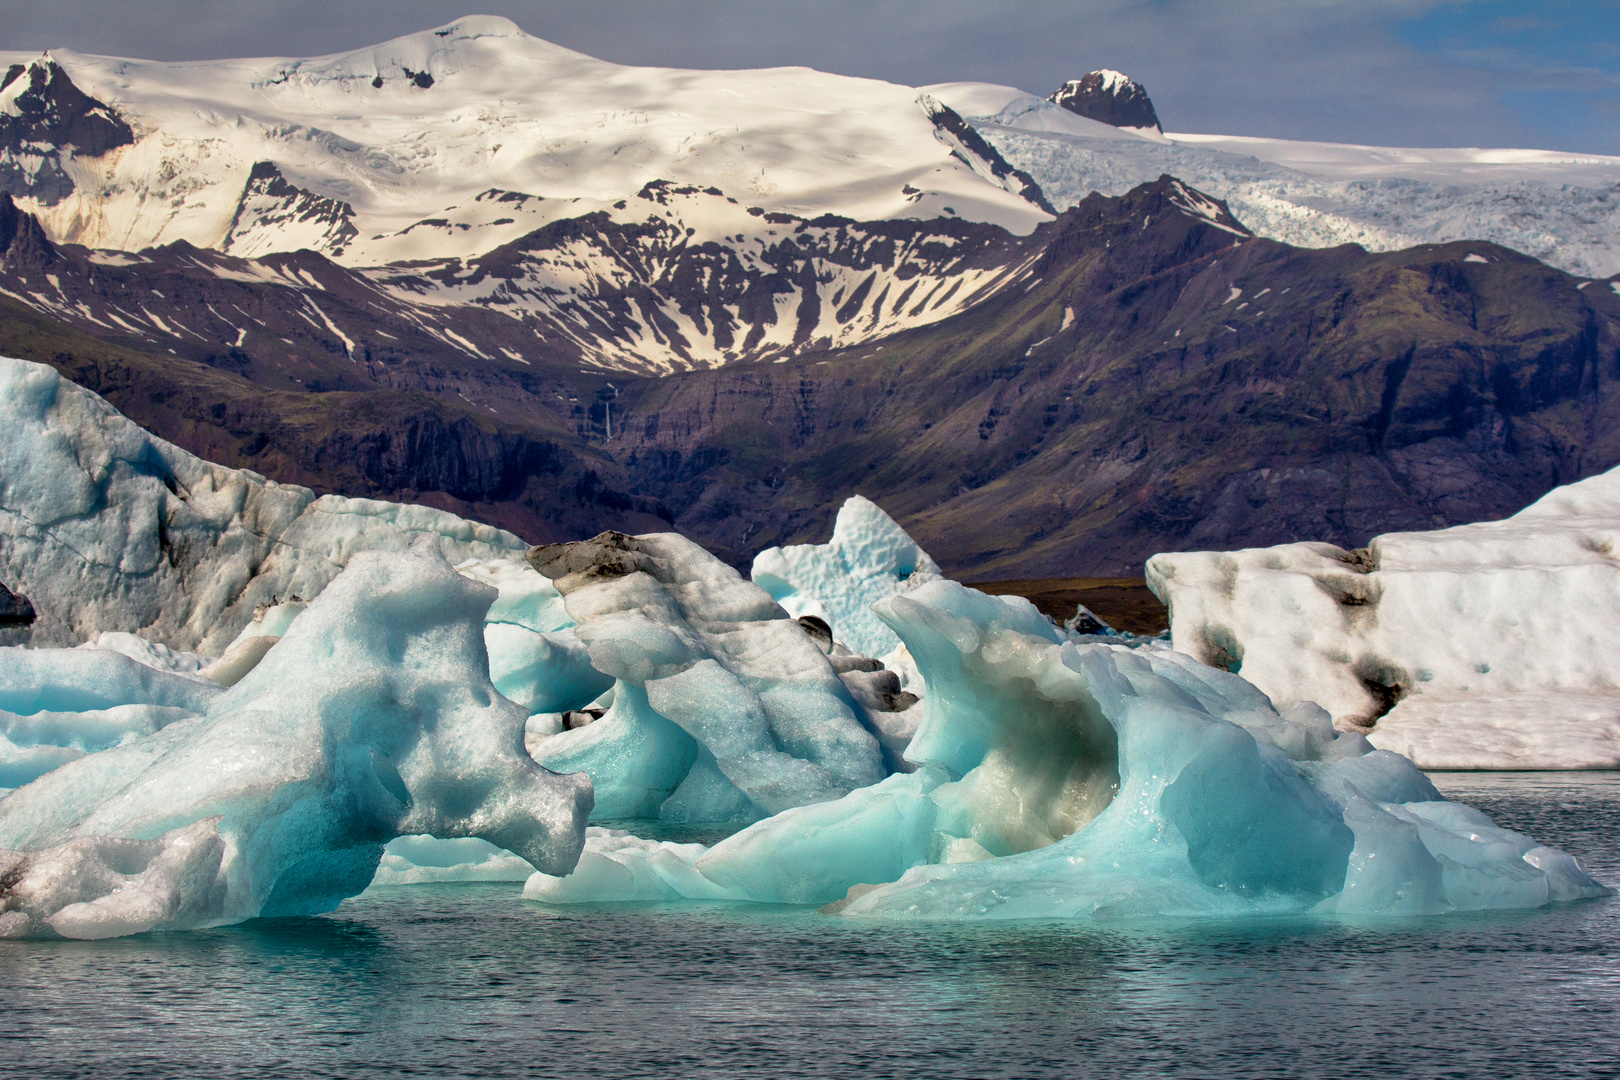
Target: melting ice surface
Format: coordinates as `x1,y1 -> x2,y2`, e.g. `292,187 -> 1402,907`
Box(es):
752,495 -> 943,662
526,580 -> 1610,918
0,354 -> 1610,936
0,545 -> 590,939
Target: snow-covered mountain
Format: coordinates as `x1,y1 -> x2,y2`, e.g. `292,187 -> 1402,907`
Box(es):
925,83 -> 1620,279
0,14 -> 1045,266
4,14 -> 1618,287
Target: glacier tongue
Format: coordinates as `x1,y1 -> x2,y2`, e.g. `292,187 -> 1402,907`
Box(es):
0,543 -> 592,939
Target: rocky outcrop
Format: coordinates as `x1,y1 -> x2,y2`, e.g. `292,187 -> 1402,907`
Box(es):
0,56 -> 135,204
223,162 -> 361,258
1049,70 -> 1162,133
918,96 -> 1055,214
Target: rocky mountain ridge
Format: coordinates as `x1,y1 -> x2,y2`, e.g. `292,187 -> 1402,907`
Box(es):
8,174 -> 1618,577
1048,70 -> 1162,134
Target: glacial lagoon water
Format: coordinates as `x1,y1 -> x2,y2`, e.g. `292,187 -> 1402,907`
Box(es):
4,773 -> 1619,1079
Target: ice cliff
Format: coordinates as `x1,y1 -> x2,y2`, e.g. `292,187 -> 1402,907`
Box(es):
0,356 -> 527,654
1147,468 -> 1620,769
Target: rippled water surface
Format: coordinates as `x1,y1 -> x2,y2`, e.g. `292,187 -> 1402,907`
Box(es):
5,773 -> 1619,1079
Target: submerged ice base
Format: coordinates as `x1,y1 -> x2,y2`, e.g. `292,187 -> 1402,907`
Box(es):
526,581 -> 1609,919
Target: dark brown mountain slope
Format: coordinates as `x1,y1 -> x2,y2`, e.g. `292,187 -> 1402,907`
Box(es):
5,177 -> 1618,577
599,178 -> 1620,576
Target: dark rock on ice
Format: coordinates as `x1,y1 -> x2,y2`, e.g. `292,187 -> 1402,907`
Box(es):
527,531 -> 655,591
1049,71 -> 1162,133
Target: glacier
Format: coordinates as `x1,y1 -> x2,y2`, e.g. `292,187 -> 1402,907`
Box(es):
526,580 -> 1608,918
924,83 -> 1620,279
0,543 -> 591,939
4,19 -> 1616,285
1147,466 -> 1620,769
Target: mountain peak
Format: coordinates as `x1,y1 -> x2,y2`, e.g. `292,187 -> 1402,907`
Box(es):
1048,71 -> 1161,134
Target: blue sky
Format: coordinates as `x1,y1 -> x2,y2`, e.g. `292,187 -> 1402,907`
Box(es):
3,1 -> 1616,153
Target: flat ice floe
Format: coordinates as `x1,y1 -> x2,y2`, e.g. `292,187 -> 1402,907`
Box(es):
1148,467 -> 1620,769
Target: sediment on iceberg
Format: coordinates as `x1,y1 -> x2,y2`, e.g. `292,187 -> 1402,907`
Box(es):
1146,466 -> 1620,769
521,529 -> 892,824
525,580 -> 1609,919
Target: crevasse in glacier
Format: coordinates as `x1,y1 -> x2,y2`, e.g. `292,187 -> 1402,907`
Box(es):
526,580 -> 1609,918
0,543 -> 592,939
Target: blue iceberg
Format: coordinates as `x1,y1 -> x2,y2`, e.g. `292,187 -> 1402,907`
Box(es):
0,544 -> 591,939
526,581 -> 1609,918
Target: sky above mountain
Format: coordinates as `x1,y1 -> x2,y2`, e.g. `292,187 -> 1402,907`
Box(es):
1,0 -> 1616,155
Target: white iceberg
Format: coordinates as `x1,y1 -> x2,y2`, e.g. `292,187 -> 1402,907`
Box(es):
752,495 -> 943,661
0,544 -> 591,939
0,356 -> 526,655
526,580 -> 1607,918
1146,466 -> 1620,769
526,530 -> 889,823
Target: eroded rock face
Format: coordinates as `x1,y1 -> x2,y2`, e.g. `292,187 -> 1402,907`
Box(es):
1048,70 -> 1162,133
0,57 -> 135,205
0,583 -> 34,628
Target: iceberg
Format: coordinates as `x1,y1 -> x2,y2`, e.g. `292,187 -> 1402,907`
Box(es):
0,544 -> 591,939
0,356 -> 527,655
0,358 -> 1605,928
0,645 -> 221,793
525,530 -> 889,823
752,495 -> 943,662
1146,466 -> 1620,768
371,835 -> 536,885
526,580 -> 1608,918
